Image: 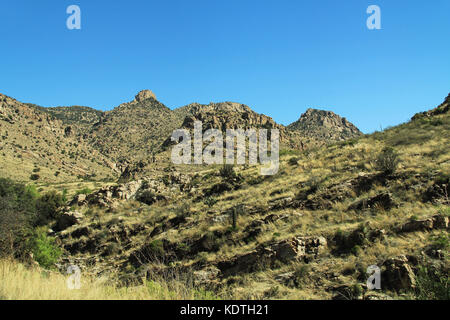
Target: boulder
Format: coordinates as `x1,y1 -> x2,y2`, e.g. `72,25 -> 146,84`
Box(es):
381,255 -> 416,291
348,192 -> 397,211
217,235 -> 327,276
272,236 -> 327,262
193,266 -> 220,285
70,193 -> 87,206
400,218 -> 434,233
55,211 -> 83,231
400,214 -> 448,233
432,214 -> 449,229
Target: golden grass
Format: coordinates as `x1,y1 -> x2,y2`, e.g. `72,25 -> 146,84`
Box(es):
0,259 -> 207,300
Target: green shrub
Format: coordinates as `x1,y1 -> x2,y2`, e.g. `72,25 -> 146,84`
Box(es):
29,229 -> 62,269
75,188 -> 92,195
0,178 -> 38,258
203,196 -> 217,208
430,232 -> 449,250
147,240 -> 165,257
415,266 -> 449,300
35,191 -> 65,226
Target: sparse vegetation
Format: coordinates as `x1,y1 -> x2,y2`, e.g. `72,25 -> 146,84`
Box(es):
0,92 -> 448,300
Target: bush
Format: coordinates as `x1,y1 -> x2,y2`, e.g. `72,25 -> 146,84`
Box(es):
376,147 -> 399,175
219,164 -> 236,179
30,174 -> 40,181
288,157 -> 299,166
0,178 -> 38,258
35,191 -> 65,226
75,188 -> 92,195
430,232 -> 449,251
203,196 -> 217,208
415,266 -> 449,300
147,240 -> 165,257
29,229 -> 62,269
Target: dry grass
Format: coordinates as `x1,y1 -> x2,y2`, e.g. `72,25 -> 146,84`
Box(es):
0,259 -> 211,300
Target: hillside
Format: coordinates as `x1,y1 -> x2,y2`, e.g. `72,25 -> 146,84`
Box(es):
0,93 -> 116,183
3,90 -> 362,180
19,94 -> 446,300
1,91 -> 448,300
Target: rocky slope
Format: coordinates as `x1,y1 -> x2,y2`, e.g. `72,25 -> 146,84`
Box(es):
288,108 -> 363,141
0,89 -> 363,182
86,90 -> 182,164
0,93 -> 115,182
46,93 -> 449,300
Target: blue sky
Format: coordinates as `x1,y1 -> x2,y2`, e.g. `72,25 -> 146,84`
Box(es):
0,0 -> 449,133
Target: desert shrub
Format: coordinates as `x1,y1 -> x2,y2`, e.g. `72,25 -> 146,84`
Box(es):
35,191 -> 65,226
75,188 -> 92,195
0,178 -> 38,258
415,266 -> 449,300
29,229 -> 62,269
103,243 -> 121,256
247,175 -> 265,185
288,157 -> 299,166
203,196 -> 217,208
375,147 -> 399,175
219,164 -> 236,179
193,288 -> 219,300
30,174 -> 40,181
146,240 -> 165,257
333,225 -> 369,253
430,232 -> 449,251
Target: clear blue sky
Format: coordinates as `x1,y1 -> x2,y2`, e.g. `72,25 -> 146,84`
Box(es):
0,0 -> 449,133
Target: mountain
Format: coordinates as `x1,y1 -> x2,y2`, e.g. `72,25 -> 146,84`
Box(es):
85,90 -> 183,165
168,101 -> 306,150
288,108 -> 363,141
1,91 -> 449,300
0,90 -> 363,182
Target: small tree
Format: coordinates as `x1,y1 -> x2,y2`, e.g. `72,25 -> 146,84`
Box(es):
376,147 -> 399,175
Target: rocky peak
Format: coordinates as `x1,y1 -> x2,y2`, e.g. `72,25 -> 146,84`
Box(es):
288,108 -> 362,141
134,90 -> 156,102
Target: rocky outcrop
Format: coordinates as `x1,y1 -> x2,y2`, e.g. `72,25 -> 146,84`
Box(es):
134,90 -> 156,102
348,192 -> 397,211
55,210 -> 83,231
218,236 -> 327,276
399,214 -> 449,233
288,108 -> 362,142
411,93 -> 450,120
381,255 -> 417,291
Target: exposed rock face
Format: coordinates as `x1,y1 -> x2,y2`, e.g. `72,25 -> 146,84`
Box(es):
134,90 -> 156,102
167,101 -> 307,150
218,236 -> 327,276
400,214 -> 449,233
288,108 -> 362,141
348,192 -> 397,211
381,255 -> 416,291
412,93 -> 450,120
55,210 -> 83,231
